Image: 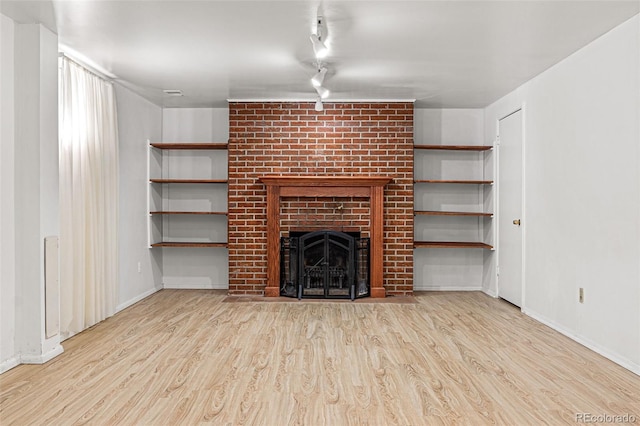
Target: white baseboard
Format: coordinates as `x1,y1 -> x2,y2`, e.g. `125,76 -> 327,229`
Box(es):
522,308 -> 640,376
116,286 -> 161,313
162,283 -> 229,290
20,344 -> 64,365
414,286 -> 483,292
1,344 -> 65,374
0,356 -> 20,374
482,288 -> 498,298
116,284 -> 226,310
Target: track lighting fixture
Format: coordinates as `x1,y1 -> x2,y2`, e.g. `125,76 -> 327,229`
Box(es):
310,16 -> 329,59
310,14 -> 329,111
315,86 -> 330,99
311,67 -> 327,88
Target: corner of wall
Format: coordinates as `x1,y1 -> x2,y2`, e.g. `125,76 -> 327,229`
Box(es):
115,83 -> 164,305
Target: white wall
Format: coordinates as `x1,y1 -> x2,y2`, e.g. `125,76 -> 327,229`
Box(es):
484,15 -> 640,373
160,108 -> 229,289
1,17 -> 62,373
0,13 -> 17,372
115,84 -> 163,311
18,22 -> 61,363
413,109 -> 492,291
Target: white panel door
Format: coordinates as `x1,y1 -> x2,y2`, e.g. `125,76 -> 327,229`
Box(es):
498,110 -> 523,307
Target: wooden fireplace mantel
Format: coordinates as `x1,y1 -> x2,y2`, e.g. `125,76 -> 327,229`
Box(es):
258,175 -> 394,298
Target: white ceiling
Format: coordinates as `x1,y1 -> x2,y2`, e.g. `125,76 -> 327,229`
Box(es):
3,1 -> 638,108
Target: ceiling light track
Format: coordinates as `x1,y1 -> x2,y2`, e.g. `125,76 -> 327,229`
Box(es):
310,14 -> 330,111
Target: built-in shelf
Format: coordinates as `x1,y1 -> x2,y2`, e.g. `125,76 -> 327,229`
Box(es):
149,179 -> 228,184
150,211 -> 227,215
148,139 -> 229,251
413,141 -> 494,252
414,144 -> 493,151
414,241 -> 493,250
150,143 -> 228,150
415,210 -> 493,217
414,179 -> 493,185
150,242 -> 228,248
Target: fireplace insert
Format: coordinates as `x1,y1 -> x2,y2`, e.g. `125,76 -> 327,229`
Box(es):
280,230 -> 370,300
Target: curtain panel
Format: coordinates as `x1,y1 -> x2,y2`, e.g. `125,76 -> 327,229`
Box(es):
59,57 -> 119,339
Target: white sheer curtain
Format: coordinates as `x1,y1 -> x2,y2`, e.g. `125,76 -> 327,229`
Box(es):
59,57 -> 119,340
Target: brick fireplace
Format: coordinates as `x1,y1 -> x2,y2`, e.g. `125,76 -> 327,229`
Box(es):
228,102 -> 413,296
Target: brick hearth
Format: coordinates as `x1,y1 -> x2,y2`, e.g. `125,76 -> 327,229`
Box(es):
228,102 -> 414,296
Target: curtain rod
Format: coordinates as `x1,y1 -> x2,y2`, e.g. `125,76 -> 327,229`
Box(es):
58,52 -> 115,83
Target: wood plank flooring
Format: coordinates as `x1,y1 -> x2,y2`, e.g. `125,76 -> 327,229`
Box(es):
1,290 -> 638,425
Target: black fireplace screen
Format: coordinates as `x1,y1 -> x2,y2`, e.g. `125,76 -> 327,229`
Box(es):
280,230 -> 370,299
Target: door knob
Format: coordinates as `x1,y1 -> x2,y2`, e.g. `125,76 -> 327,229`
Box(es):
513,219 -> 521,226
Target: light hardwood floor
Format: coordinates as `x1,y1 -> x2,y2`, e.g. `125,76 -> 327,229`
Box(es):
1,290 -> 638,425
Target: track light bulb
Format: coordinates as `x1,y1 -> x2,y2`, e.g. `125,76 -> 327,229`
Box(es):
315,97 -> 323,112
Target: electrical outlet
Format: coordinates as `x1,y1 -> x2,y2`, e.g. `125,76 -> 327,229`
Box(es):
579,287 -> 584,303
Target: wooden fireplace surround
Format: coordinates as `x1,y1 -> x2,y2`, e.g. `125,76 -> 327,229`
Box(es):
258,176 -> 394,298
